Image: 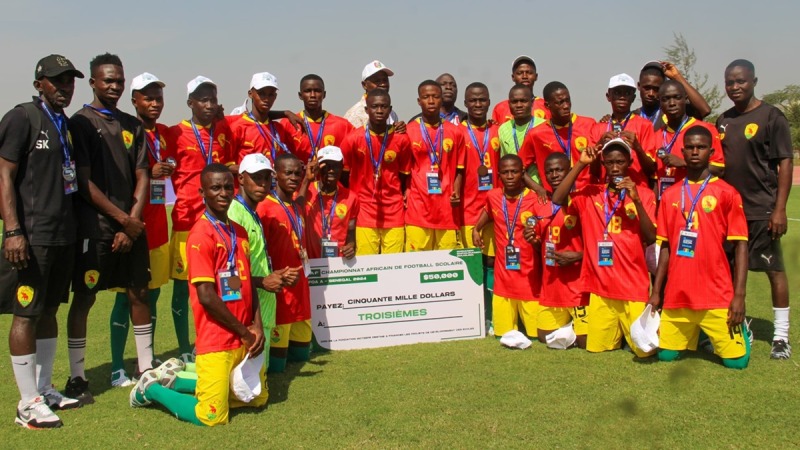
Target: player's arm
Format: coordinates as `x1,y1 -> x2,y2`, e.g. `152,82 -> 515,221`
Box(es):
0,157 -> 27,268
552,146 -> 596,206
728,240 -> 748,327
296,158 -> 317,201
618,177 -> 656,244
620,130 -> 656,176
647,244 -> 670,311
661,61 -> 711,119
472,210 -> 491,248
342,218 -> 356,259
770,157 -> 792,239
196,281 -> 257,350
450,168 -> 464,205
268,110 -> 304,134
523,169 -> 548,203
247,277 -> 265,357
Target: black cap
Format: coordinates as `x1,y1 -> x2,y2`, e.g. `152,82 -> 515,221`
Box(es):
35,54 -> 84,80
512,55 -> 536,72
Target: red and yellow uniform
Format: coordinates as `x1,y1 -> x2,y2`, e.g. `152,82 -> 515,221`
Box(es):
341,125 -> 410,255
484,188 -> 542,336
519,114 -> 597,191
491,97 -> 550,124
590,114 -> 657,189
460,120 -> 500,255
404,118 -> 465,251
656,177 -> 749,358
227,113 -> 295,165
142,123 -> 170,288
655,118 -> 724,198
291,111 -> 353,163
305,182 -> 360,259
167,119 -> 232,279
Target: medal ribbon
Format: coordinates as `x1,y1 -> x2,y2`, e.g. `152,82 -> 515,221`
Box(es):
317,183 -> 339,240
466,121 -> 491,166
204,212 -> 237,269
365,125 -> 390,179
512,119 -> 535,153
302,112 -> 327,161
680,174 -> 712,231
420,120 -> 444,168
190,119 -> 214,165
502,193 -> 525,246
603,187 -> 626,239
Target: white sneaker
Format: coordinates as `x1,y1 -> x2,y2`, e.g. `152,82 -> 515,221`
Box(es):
41,386 -> 81,411
129,370 -> 159,408
111,369 -> 134,388
154,358 -> 185,389
180,352 -> 195,364
15,396 -> 62,429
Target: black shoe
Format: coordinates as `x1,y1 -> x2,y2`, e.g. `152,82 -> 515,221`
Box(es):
770,340 -> 792,360
64,377 -> 95,405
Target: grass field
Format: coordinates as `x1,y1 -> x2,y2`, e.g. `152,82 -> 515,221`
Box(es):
0,193 -> 799,449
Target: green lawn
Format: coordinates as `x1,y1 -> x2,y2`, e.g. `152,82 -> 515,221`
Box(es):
0,194 -> 798,448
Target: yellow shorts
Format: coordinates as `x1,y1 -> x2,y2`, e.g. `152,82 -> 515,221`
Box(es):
355,227 -> 404,255
405,225 -> 462,252
271,320 -> 312,349
461,225 -> 495,257
108,243 -> 170,292
492,295 -> 540,337
169,231 -> 190,280
195,346 -> 268,427
586,294 -> 654,358
538,306 -> 589,336
660,308 -> 747,359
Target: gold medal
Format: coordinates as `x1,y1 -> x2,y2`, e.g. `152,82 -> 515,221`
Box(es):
477,164 -> 489,177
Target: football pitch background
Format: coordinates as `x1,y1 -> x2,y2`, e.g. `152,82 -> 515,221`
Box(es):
0,195 -> 798,448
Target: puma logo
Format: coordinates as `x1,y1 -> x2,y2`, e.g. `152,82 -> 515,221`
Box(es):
191,244 -> 201,251
172,308 -> 183,316
760,254 -> 774,265
719,124 -> 728,132
112,321 -> 128,329
543,142 -> 553,149
671,202 -> 679,208
40,130 -> 49,138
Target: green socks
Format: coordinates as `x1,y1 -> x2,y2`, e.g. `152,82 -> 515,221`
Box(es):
269,356 -> 287,373
144,384 -> 203,426
171,280 -> 192,354
110,293 -> 130,372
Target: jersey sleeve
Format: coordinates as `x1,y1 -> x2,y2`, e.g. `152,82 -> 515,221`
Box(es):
656,195 -> 669,242
455,127 -> 466,169
708,123 -> 725,167
768,108 -> 795,160
187,227 -> 217,284
726,189 -> 749,241
0,107 -> 31,163
397,134 -> 412,175
340,131 -> 355,172
277,120 -> 297,155
641,187 -> 657,223
133,123 -> 149,171
518,129 -> 536,170
638,121 -> 657,159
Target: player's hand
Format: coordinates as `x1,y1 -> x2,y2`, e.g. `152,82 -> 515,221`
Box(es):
283,110 -> 304,133
579,146 -> 597,166
768,208 -> 787,239
306,159 -> 319,182
552,250 -> 582,266
215,105 -> 225,121
598,131 -> 617,146
523,225 -> 539,245
121,215 -> 145,239
660,153 -> 686,168
341,242 -> 356,259
3,234 -> 29,269
620,130 -> 640,150
598,114 -> 611,124
616,176 -> 640,202
262,272 -> 285,293
281,266 -> 302,287
661,61 -> 682,80
647,292 -> 661,313
151,162 -> 174,179
449,191 -> 461,206
471,229 -> 484,249
394,121 -> 407,134
240,328 -> 256,354
246,324 -> 265,357
111,232 -> 133,253
727,294 -> 746,328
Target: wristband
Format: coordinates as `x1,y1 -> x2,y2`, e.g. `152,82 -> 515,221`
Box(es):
4,229 -> 24,238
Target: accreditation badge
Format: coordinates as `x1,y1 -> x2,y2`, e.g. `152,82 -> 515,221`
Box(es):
676,230 -> 698,258
218,269 -> 242,301
597,241 -> 614,267
150,179 -> 166,204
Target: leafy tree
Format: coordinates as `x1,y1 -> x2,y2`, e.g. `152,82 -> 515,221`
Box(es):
663,33 -> 724,120
763,85 -> 800,149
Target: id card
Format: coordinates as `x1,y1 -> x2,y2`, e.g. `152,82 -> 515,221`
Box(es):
478,169 -> 493,191
218,269 -> 242,301
676,230 -> 698,258
598,241 -> 614,267
321,239 -> 339,258
427,172 -> 442,194
63,161 -> 78,195
659,177 -> 675,200
545,242 -> 556,267
505,245 -> 520,270
150,179 -> 166,204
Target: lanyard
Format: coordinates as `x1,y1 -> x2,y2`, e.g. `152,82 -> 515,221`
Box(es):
145,127 -> 161,162
681,175 -> 711,230
420,120 -> 444,167
512,119 -> 535,153
548,203 -> 562,243
606,112 -> 632,132
204,212 -> 237,269
603,187 -> 626,239
365,125 -> 390,178
302,112 -> 327,160
40,100 -> 71,163
235,194 -> 263,237
84,103 -> 114,116
661,115 -> 689,153
441,109 -> 459,124
502,193 -> 524,246
466,121 -> 490,165
247,112 -> 289,161
272,191 -> 304,245
316,183 -> 339,239
551,121 -> 573,161
640,107 -> 661,125
190,119 -> 214,165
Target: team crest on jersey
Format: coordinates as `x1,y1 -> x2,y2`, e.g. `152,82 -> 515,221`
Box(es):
16,285 -> 34,307
384,150 -> 397,163
84,270 -> 100,289
324,135 -> 336,146
534,110 -> 545,119
563,215 -> 577,230
744,123 -> 759,139
575,137 -> 588,151
520,211 -> 533,225
625,203 -> 637,219
702,195 -> 718,213
335,203 -> 348,219
122,130 -> 134,149
217,133 -> 227,148
491,137 -> 500,150
443,138 -> 454,152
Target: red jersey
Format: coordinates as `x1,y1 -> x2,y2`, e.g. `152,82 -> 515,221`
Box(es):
167,119 -> 232,232
142,123 -> 170,249
187,215 -> 254,355
656,177 -> 748,310
405,118 -> 466,229
305,182 -> 360,259
655,117 -> 724,199
569,184 -> 656,302
257,194 -> 310,325
460,120 -> 501,226
531,200 -> 587,308
484,188 -> 541,300
290,111 -> 354,163
341,125 -> 411,228
520,114 -> 597,190
590,114 -> 657,189
491,97 -> 550,124
227,113 -> 296,165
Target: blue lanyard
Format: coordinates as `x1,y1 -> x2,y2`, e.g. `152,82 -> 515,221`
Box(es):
235,194 -> 263,237
204,212 -> 237,269
365,125 -> 390,178
302,112 -> 327,161
548,203 -> 562,242
681,175 -> 711,230
502,193 -> 524,245
40,100 -> 71,163
84,103 -> 114,116
640,107 -> 661,125
662,115 -> 689,153
512,119 -> 535,153
247,112 -> 289,161
272,191 -> 304,244
316,183 -> 339,239
420,120 -> 444,167
145,127 -> 161,162
606,112 -> 632,132
190,119 -> 214,165
551,121 -> 573,161
441,110 -> 459,124
603,187 -> 626,239
466,121 -> 491,165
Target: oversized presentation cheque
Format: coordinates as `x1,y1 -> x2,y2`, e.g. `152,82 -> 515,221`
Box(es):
309,248 -> 485,350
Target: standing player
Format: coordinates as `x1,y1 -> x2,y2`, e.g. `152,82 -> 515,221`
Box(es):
293,74 -> 353,163
718,59 -> 793,359
1,54 -> 83,428
344,60 -> 400,128
472,155 -> 541,338
491,56 -> 549,124
497,85 -> 544,160
405,80 -> 465,251
409,73 -> 467,125
67,53 -> 153,402
552,139 -> 657,357
167,76 -> 233,362
340,89 -> 411,255
649,126 -> 750,368
635,61 -> 712,125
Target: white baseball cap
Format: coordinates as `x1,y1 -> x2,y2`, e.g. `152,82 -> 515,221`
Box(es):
545,323 -> 577,350
230,351 -> 265,403
130,72 -> 165,93
630,304 -> 660,353
499,330 -> 532,350
239,153 -> 275,174
317,145 -> 344,163
602,137 -> 632,155
250,72 -> 279,90
361,60 -> 394,82
187,75 -> 216,96
608,73 -> 636,89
